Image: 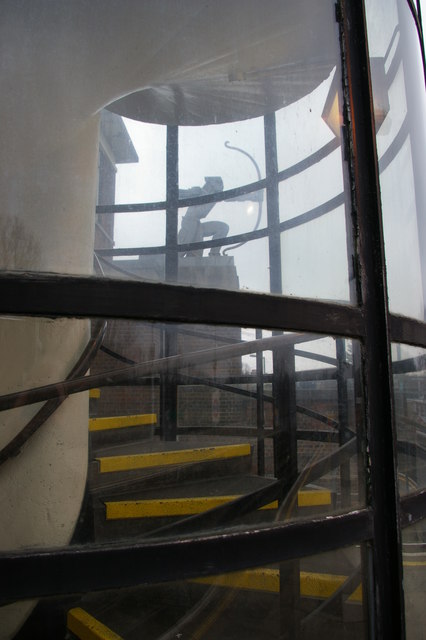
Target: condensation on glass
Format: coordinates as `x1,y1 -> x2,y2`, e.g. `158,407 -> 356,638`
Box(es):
0,1 -> 354,302
392,343 -> 426,640
0,315 -> 365,552
365,3 -> 426,637
401,522 -> 426,640
25,547 -> 367,640
392,343 -> 426,495
3,0 -> 426,639
365,0 -> 426,321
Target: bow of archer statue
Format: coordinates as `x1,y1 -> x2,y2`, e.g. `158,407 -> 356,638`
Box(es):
178,143 -> 263,258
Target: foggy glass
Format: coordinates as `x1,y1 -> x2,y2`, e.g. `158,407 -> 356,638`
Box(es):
0,315 -> 365,552
365,0 -> 426,321
0,1 -> 354,303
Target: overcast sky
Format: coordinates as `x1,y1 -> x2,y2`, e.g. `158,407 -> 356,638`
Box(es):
113,0 -> 426,320
109,1 -> 426,371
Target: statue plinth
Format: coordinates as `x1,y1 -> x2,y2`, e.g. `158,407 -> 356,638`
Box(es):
103,254 -> 240,291
177,255 -> 239,290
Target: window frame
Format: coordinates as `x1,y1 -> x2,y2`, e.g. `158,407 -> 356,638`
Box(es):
0,2 -> 425,639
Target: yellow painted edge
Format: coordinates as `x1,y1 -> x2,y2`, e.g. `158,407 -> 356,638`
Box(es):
301,571 -> 362,602
300,571 -> 346,599
403,560 -> 426,567
97,443 -> 251,473
67,608 -> 123,640
191,570 -> 362,602
105,496 -> 278,520
89,388 -> 101,399
297,489 -> 332,507
89,413 -> 157,432
348,584 -> 363,602
105,489 -> 332,519
193,568 -> 279,592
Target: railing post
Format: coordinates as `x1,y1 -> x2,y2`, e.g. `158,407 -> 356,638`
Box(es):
340,1 -> 405,636
160,126 -> 179,441
255,328 -> 266,476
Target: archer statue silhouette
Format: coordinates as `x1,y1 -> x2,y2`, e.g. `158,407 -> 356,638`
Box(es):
178,176 -> 228,257
178,143 -> 263,258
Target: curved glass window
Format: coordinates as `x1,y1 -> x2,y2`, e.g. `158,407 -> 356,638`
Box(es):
0,0 -> 354,303
1,2 -> 426,639
98,94 -> 353,300
0,315 -> 366,550
365,0 -> 426,321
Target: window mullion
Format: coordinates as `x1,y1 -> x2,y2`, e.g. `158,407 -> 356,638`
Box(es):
341,0 -> 405,637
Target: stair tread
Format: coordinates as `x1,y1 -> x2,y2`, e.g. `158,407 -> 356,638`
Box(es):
69,554 -> 362,640
95,442 -> 252,474
89,413 -> 157,432
89,450 -> 253,494
93,437 -> 251,459
100,474 -> 274,503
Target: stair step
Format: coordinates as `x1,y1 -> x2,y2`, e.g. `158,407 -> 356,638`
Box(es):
67,553 -> 363,640
192,568 -> 362,602
105,489 -> 331,520
96,443 -> 251,473
89,414 -> 157,432
91,474 -> 274,540
105,495 -> 276,520
67,570 -> 361,639
67,607 -> 123,640
89,454 -> 253,495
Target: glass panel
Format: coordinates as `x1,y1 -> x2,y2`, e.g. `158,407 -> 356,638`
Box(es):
280,205 -> 350,302
365,0 -> 426,320
0,316 -> 365,556
10,548 -> 367,639
1,2 -> 354,303
278,143 -> 344,223
115,119 -> 167,205
402,520 -> 426,640
392,344 -> 426,495
179,118 -> 266,188
112,211 -> 166,251
176,189 -> 267,290
96,210 -> 167,280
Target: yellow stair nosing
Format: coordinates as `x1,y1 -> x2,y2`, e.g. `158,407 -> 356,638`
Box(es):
67,607 -> 123,640
105,489 -> 331,519
300,570 -> 357,600
89,413 -> 157,432
105,495 -> 278,520
193,568 -> 279,593
97,443 -> 251,473
297,489 -> 332,507
192,569 -> 362,602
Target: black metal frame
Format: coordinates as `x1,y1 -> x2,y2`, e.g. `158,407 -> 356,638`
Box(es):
1,509 -> 373,604
341,1 -> 404,635
0,2 -> 426,639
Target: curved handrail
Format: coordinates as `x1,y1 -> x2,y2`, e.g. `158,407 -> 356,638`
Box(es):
94,136 -> 343,258
0,332 -> 318,412
95,192 -> 346,258
142,437 -> 357,538
0,319 -> 107,466
100,343 -> 343,431
95,139 -> 341,216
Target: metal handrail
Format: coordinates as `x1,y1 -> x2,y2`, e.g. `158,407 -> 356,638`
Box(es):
0,320 -> 107,465
0,332 -> 317,412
